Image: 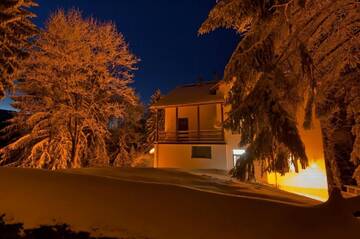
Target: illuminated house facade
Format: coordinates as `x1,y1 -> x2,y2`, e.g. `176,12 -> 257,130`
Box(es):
152,82 -> 247,172
152,81 -> 329,200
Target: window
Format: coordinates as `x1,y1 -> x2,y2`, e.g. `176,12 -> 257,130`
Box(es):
177,118 -> 189,131
192,146 -> 212,159
209,88 -> 217,95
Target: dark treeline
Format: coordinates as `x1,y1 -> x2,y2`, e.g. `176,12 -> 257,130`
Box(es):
0,214 -> 117,239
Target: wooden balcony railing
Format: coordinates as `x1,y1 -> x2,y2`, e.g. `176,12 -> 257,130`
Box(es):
157,130 -> 225,144
344,185 -> 360,196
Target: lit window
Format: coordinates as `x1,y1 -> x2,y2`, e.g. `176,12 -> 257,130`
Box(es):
233,149 -> 246,155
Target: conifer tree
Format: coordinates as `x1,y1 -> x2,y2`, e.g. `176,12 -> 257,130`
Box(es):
108,99 -> 144,167
0,0 -> 38,99
145,89 -> 164,150
0,10 -> 138,169
200,0 -> 359,190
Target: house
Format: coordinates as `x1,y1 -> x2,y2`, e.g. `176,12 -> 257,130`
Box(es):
152,82 -> 227,167
152,81 -> 329,201
151,81 -> 266,180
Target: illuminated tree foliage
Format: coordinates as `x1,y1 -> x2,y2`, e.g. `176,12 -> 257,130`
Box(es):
200,0 -> 359,189
0,10 -> 138,169
0,0 -> 38,99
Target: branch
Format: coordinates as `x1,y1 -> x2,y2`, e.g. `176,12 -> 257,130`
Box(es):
270,0 -> 295,21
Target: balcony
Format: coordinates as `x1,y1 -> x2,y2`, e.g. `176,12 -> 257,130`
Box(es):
157,130 -> 225,144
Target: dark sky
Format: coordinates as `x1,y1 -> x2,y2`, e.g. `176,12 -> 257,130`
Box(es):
0,0 -> 238,110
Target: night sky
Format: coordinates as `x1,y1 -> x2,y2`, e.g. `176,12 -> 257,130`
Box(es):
0,0 -> 238,110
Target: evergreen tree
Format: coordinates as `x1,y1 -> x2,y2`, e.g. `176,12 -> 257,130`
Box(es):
200,0 -> 359,190
0,0 -> 38,99
145,89 -> 164,150
0,10 -> 138,169
108,99 -> 144,167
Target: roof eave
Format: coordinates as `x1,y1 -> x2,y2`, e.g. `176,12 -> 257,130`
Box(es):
151,100 -> 225,109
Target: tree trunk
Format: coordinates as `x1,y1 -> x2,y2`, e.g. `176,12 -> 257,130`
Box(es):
70,138 -> 81,168
70,116 -> 81,168
320,115 -> 356,194
354,166 -> 360,185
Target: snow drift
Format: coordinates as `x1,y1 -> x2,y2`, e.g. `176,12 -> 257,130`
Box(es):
0,168 -> 358,239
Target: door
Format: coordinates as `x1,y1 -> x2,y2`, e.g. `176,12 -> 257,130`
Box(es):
233,149 -> 246,167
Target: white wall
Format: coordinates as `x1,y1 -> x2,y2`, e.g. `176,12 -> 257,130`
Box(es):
179,106 -> 198,131
164,107 -> 176,132
155,144 -> 227,170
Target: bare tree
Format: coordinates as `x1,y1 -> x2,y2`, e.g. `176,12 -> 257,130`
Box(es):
0,10 -> 138,169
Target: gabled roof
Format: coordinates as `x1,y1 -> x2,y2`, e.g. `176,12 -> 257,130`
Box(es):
152,81 -> 224,108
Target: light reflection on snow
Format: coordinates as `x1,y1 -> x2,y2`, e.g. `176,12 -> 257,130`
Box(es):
268,160 -> 329,202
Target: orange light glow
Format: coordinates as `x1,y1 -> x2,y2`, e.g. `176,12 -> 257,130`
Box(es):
268,160 -> 329,201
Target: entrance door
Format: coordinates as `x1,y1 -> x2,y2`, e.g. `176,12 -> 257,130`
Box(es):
233,154 -> 242,167
233,149 -> 246,167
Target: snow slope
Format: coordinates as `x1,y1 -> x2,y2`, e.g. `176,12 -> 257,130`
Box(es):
0,167 -> 358,239
66,168 -> 319,206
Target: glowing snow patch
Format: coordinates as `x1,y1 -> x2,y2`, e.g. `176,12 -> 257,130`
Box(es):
268,160 -> 329,201
310,163 -> 318,169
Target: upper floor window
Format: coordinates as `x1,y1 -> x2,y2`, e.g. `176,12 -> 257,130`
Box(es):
209,88 -> 217,95
177,118 -> 189,131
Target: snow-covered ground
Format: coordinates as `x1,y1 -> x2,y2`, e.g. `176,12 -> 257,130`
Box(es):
0,167 -> 358,239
